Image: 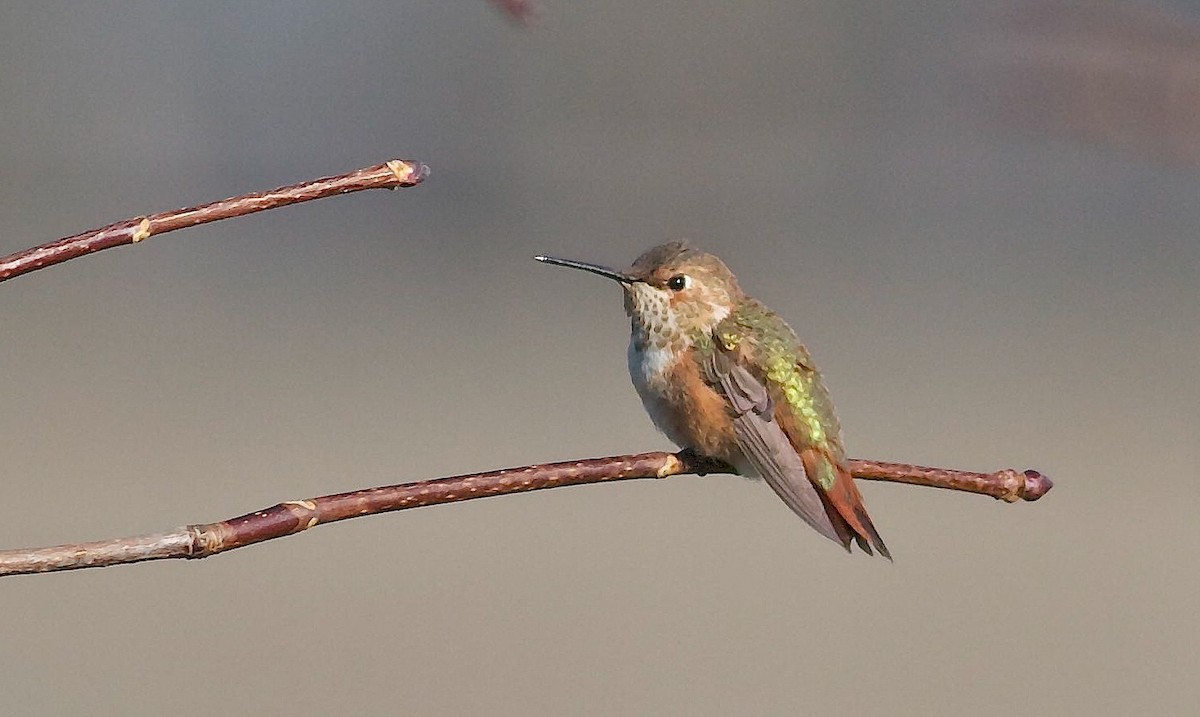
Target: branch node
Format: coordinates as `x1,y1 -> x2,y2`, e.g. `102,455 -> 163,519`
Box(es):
185,524 -> 213,558
130,216 -> 152,243
283,500 -> 320,529
656,453 -> 683,478
996,469 -> 1025,503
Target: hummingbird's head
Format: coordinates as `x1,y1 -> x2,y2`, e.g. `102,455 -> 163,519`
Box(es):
535,241 -> 742,346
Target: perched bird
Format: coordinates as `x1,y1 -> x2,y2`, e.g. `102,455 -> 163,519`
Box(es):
536,242 -> 889,558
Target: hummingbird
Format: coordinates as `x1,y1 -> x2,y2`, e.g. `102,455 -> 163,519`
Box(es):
535,242 -> 890,558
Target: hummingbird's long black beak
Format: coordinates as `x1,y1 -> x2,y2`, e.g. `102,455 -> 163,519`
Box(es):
534,255 -> 637,284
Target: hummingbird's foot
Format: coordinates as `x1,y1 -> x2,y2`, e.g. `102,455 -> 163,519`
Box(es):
676,448 -> 736,476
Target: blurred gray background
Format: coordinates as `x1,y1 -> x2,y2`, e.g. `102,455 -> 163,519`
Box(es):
2,1 -> 1197,714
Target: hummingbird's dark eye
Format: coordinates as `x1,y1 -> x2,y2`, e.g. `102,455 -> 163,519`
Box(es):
667,274 -> 689,291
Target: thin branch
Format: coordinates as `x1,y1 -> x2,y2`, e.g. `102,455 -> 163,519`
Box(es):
0,159 -> 429,284
0,451 -> 1051,577
488,0 -> 535,24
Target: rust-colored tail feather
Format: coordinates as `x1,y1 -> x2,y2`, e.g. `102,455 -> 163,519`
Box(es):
801,448 -> 892,560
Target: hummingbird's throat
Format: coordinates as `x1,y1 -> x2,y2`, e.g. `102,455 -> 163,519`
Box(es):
625,286 -> 685,351
625,284 -> 730,354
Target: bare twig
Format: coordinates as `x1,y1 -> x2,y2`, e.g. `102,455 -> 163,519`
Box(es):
0,451 -> 1051,577
488,0 -> 535,23
0,159 -> 429,284
848,459 -> 1051,503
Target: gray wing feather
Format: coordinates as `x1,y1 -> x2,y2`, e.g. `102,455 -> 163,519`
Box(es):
707,350 -> 845,547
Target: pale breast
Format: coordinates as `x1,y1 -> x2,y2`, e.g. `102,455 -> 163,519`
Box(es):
628,340 -> 682,442
627,339 -> 738,460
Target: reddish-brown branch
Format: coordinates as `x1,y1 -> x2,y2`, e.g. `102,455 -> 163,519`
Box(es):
0,451 -> 1050,577
848,459 -> 1051,502
0,159 -> 429,284
488,0 -> 535,23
